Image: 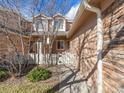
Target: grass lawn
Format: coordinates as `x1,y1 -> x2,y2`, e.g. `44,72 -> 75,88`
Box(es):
0,65 -> 61,93
0,81 -> 58,93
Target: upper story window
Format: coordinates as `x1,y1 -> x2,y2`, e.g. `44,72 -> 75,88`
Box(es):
33,17 -> 66,32
54,19 -> 65,31
38,21 -> 43,31
54,19 -> 63,29
34,19 -> 48,31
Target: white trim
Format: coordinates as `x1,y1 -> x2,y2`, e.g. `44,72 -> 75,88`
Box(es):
54,18 -> 66,31
53,13 -> 65,18
34,18 -> 48,32
34,14 -> 52,19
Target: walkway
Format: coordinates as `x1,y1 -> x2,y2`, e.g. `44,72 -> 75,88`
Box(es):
45,63 -> 92,93
58,64 -> 89,93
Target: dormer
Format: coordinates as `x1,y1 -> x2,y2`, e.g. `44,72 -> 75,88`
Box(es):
33,14 -> 49,32
53,13 -> 66,31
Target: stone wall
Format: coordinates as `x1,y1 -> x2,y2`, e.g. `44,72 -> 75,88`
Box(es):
102,1 -> 124,93
69,0 -> 124,93
70,14 -> 98,93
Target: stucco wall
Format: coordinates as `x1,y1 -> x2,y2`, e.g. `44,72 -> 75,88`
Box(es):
69,0 -> 124,93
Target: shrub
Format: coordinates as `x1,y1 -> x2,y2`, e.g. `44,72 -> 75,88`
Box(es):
27,67 -> 51,82
0,68 -> 8,81
2,53 -> 31,77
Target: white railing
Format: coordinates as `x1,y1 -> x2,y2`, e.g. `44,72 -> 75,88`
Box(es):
30,51 -> 77,65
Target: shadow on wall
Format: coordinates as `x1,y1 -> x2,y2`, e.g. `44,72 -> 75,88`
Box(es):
102,25 -> 124,93
76,1 -> 124,93
76,28 -> 97,92
47,1 -> 124,93
44,28 -> 98,93
102,0 -> 124,92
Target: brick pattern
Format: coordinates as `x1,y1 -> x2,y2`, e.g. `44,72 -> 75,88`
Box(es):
102,1 -> 124,93
0,8 -> 32,57
69,0 -> 124,93
0,32 -> 28,58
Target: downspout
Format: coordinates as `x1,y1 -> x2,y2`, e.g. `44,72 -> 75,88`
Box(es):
83,0 -> 103,93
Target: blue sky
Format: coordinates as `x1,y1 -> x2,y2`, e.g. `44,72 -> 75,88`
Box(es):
21,0 -> 81,20
0,0 -> 80,20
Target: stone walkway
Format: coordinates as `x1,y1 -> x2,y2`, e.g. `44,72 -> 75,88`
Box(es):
58,64 -> 89,93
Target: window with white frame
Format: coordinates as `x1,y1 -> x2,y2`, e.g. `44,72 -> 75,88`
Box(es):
34,19 -> 48,31
38,21 -> 43,31
54,19 -> 64,30
57,40 -> 65,49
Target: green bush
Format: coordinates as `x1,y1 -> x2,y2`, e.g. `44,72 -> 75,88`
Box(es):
27,67 -> 51,82
0,68 -> 8,81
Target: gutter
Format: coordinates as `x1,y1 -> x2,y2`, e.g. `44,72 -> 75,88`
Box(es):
83,0 -> 103,93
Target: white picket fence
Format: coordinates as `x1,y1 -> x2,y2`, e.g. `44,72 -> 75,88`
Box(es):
29,52 -> 77,65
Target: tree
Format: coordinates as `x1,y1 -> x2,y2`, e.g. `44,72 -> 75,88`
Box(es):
28,0 -> 69,66
0,0 -> 71,77
0,0 -> 32,77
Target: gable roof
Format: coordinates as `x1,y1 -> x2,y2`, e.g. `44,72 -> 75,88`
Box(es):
53,13 -> 65,18
34,13 -> 67,19
34,14 -> 52,19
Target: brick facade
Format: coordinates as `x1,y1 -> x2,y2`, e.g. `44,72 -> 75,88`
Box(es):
69,0 -> 124,92
0,8 -> 30,57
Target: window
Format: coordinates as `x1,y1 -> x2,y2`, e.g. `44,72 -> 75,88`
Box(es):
57,40 -> 65,50
38,19 -> 47,31
54,19 -> 64,29
34,19 -> 48,31
38,22 -> 43,31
